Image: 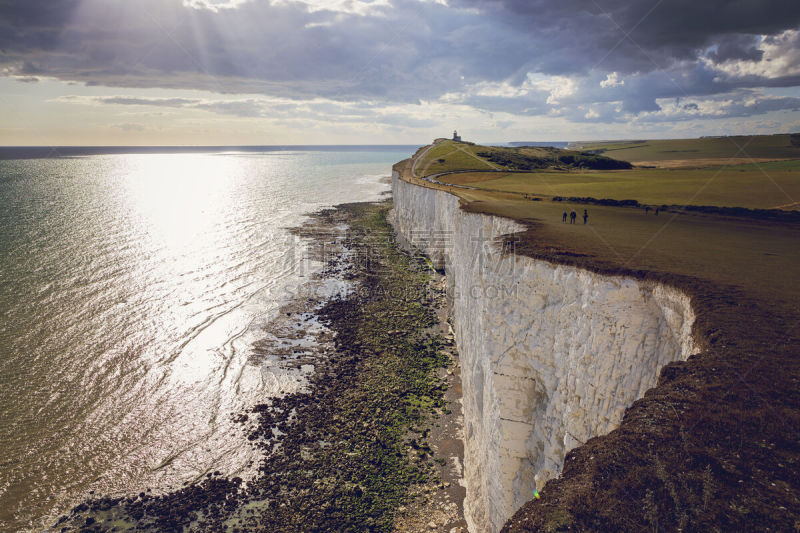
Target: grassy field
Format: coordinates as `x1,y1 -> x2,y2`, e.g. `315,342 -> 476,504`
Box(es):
569,133 -> 800,163
414,140 -> 501,176
413,139 -> 630,177
439,159 -> 800,209
457,188 -> 800,303
400,136 -> 800,303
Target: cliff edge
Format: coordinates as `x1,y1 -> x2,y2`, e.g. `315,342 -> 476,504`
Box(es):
391,142 -> 800,532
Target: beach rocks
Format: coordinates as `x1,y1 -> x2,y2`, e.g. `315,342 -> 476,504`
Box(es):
58,201 -> 456,532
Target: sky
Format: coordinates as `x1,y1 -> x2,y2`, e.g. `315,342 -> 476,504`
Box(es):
1,0 -> 799,145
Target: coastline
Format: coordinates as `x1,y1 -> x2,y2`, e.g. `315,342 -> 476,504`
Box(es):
0,152 -> 403,533
50,149 -> 799,532
57,199 -> 467,531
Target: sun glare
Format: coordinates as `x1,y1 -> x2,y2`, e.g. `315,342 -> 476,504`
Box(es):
120,154 -> 235,254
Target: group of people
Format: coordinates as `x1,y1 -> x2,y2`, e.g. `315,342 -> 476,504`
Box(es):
563,209 -> 588,224
562,205 -> 660,224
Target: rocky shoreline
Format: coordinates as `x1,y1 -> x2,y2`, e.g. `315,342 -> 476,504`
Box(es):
57,200 -> 466,532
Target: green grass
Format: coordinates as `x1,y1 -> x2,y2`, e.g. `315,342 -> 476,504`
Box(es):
570,133 -> 800,162
415,140 -> 503,176
404,139 -> 800,304
457,189 -> 800,304
414,140 -> 630,177
438,161 -> 800,209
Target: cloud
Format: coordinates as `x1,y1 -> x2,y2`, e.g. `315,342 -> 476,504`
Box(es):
706,29 -> 800,79
456,0 -> 800,73
99,97 -> 202,107
639,90 -> 800,122
600,72 -> 624,88
113,123 -> 146,131
52,94 -> 268,117
0,0 -> 487,102
193,99 -> 267,117
277,0 -> 393,17
528,75 -> 578,105
706,34 -> 764,63
0,0 -> 798,130
182,0 -> 252,12
50,92 -> 441,127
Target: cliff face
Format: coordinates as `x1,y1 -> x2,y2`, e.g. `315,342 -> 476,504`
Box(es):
390,172 -> 697,533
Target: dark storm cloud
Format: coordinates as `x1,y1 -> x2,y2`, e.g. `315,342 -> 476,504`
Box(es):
457,0 -> 800,71
707,34 -> 764,63
0,0 -> 500,101
1,0 -> 799,124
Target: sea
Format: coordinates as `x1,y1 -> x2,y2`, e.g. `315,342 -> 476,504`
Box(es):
0,146 -> 416,531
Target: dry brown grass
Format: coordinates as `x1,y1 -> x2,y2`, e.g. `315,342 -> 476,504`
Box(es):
633,157 -> 795,168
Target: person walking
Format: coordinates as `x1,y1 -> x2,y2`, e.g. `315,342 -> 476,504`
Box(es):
645,206 -> 650,215
583,209 -> 588,224
570,210 -> 577,224
562,211 -> 568,223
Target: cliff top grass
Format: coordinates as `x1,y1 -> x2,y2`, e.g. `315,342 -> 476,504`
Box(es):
400,137 -> 800,304
459,188 -> 800,303
568,132 -> 800,167
412,139 -> 631,178
397,137 -> 800,531
437,160 -> 800,210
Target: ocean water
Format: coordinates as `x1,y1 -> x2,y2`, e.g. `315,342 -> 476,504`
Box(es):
0,147 -> 412,531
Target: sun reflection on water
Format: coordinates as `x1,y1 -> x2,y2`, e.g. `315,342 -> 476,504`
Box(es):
121,154 -> 237,254
0,148 -> 397,532
115,154 -> 253,383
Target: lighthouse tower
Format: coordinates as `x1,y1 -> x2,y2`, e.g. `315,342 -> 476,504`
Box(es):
452,130 -> 462,142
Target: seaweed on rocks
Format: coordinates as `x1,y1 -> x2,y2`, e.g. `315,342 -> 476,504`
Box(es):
57,201 -> 456,532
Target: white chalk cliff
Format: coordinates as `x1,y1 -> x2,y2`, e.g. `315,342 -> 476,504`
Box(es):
390,171 -> 698,533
